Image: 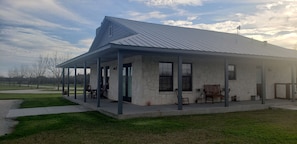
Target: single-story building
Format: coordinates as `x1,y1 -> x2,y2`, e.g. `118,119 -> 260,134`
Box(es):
58,16 -> 297,114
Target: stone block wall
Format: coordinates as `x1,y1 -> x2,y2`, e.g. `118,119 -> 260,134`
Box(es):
89,55 -> 292,106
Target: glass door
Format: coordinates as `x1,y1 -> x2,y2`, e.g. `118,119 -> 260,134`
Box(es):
123,63 -> 132,102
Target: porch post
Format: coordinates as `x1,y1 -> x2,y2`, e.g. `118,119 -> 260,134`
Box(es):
104,66 -> 108,85
178,56 -> 183,110
67,68 -> 70,97
83,61 -> 87,103
62,68 -> 65,95
117,51 -> 123,114
97,58 -> 101,107
74,65 -> 77,99
261,61 -> 266,104
224,58 -> 229,107
291,64 -> 296,102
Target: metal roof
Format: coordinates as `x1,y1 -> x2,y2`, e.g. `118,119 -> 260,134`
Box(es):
58,16 -> 297,67
107,16 -> 297,59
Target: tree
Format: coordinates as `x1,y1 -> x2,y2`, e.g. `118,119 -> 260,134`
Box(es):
8,67 -> 19,86
32,55 -> 47,88
45,52 -> 67,90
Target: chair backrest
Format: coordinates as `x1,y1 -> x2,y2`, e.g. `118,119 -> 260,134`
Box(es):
86,85 -> 91,92
204,85 -> 221,95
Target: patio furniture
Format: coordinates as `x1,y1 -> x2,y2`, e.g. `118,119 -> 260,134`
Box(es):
203,84 -> 224,103
86,85 -> 97,99
195,88 -> 204,103
175,89 -> 190,105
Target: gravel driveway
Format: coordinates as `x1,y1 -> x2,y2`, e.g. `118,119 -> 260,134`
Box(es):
0,100 -> 22,136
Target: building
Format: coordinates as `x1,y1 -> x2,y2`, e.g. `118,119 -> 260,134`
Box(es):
58,16 -> 297,114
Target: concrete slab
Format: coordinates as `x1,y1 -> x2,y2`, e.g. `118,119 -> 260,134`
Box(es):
64,95 -> 297,119
271,105 -> 297,110
6,105 -> 92,118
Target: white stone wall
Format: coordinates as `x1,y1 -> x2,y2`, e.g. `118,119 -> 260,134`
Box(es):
90,55 -> 143,103
265,61 -> 291,99
90,55 -> 293,106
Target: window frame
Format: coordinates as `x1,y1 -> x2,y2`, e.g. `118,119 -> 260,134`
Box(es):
182,63 -> 192,91
228,64 -> 236,80
159,62 -> 174,91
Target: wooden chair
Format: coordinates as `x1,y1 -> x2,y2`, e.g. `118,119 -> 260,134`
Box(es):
175,89 -> 190,105
203,84 -> 224,103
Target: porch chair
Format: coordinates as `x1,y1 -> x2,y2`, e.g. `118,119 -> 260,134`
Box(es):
174,89 -> 190,105
86,85 -> 97,99
203,84 -> 224,103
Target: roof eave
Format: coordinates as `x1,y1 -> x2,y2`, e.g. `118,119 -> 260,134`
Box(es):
112,44 -> 297,62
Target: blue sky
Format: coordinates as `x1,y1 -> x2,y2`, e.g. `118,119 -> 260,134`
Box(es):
0,0 -> 296,77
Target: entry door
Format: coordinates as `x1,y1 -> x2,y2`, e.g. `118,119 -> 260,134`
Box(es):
123,63 -> 132,102
256,67 -> 262,98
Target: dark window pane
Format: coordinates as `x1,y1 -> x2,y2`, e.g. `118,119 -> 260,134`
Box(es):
182,63 -> 192,91
159,62 -> 172,76
159,62 -> 173,91
182,63 -> 191,76
228,65 -> 236,80
182,76 -> 192,91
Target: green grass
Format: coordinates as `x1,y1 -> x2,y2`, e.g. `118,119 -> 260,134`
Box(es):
0,93 -> 76,108
0,85 -> 35,90
1,109 -> 297,143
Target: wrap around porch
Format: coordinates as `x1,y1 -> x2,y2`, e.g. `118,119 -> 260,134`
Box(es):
63,94 -> 296,119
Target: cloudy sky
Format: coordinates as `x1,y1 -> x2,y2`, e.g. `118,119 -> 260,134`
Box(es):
0,0 -> 296,77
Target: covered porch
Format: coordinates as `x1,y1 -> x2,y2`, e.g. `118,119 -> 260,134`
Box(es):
59,49 -> 297,116
63,94 -> 296,119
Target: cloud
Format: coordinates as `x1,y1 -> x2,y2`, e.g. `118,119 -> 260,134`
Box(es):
133,0 -> 203,7
78,38 -> 94,48
3,0 -> 93,26
0,26 -> 88,76
162,0 -> 297,49
127,11 -> 168,21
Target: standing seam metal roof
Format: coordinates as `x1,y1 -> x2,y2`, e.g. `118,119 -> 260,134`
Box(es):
107,16 -> 297,59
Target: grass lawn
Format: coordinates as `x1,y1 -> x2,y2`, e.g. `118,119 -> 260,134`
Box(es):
0,93 -> 76,108
1,109 -> 297,144
0,85 -> 35,90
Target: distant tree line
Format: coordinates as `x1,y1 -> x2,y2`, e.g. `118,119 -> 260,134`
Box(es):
3,52 -> 90,90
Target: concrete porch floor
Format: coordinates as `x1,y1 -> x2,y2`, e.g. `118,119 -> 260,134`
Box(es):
64,95 -> 297,119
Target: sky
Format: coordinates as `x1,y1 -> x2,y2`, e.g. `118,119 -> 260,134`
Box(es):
0,0 -> 296,77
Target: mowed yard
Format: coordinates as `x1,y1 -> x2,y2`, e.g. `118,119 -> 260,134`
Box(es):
1,86 -> 297,143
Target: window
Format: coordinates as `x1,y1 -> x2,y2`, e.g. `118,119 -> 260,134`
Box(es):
228,64 -> 236,80
108,25 -> 113,37
159,62 -> 173,91
182,63 -> 192,91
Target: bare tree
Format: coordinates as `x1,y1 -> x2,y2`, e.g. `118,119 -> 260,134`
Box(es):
23,65 -> 34,87
8,67 -> 19,86
45,52 -> 66,90
32,55 -> 47,88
